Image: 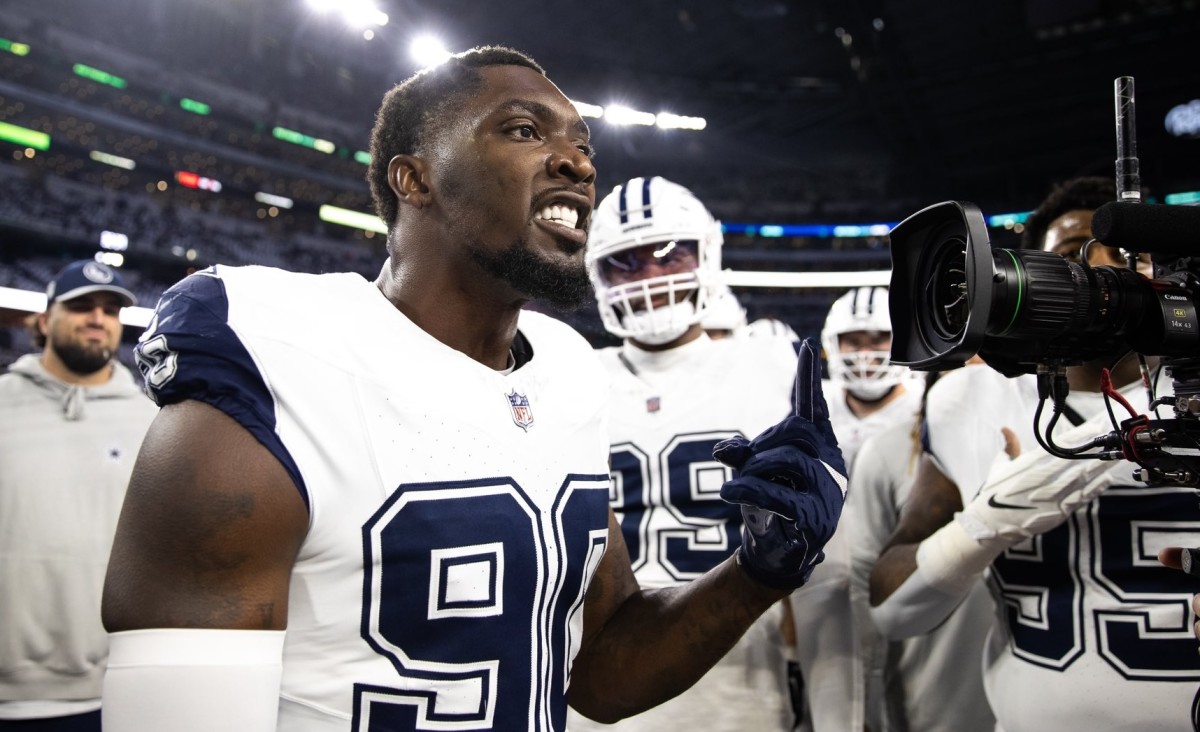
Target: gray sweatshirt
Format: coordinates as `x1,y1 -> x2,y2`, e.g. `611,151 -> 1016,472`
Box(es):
0,354 -> 158,705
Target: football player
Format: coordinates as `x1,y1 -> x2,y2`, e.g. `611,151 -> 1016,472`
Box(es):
843,370 -> 995,732
568,176 -> 859,731
98,49 -> 848,732
820,286 -> 923,470
868,177 -> 1200,732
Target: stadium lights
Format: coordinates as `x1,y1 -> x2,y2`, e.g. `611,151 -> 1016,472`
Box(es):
0,38 -> 30,56
655,112 -> 707,131
1166,191 -> 1200,205
306,0 -> 387,28
96,251 -> 125,268
255,191 -> 294,209
319,204 -> 387,234
354,150 -> 371,165
100,231 -> 129,251
273,126 -> 336,154
73,63 -> 126,90
604,106 -> 656,127
89,150 -> 135,169
175,171 -> 222,192
179,98 -> 211,116
602,105 -> 708,131
410,36 -> 452,68
571,101 -> 604,119
0,121 -> 49,151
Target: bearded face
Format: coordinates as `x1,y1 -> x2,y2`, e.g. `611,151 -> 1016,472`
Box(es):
42,294 -> 123,376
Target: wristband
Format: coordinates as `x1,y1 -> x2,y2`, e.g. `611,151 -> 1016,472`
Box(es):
103,628 -> 285,732
915,517 -> 1006,594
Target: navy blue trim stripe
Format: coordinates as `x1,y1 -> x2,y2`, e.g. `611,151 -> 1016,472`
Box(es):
643,177 -> 654,219
617,184 -> 628,224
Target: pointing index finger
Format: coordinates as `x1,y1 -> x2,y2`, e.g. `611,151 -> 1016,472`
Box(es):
794,337 -> 827,421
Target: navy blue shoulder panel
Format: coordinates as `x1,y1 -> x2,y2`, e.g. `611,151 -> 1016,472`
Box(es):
136,271 -> 309,509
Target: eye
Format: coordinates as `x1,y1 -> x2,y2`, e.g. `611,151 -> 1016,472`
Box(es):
511,124 -> 538,140
577,143 -> 595,158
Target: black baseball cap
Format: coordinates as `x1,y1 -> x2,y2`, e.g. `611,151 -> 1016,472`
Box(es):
45,260 -> 138,307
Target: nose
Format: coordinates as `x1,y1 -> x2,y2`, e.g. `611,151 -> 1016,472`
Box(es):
547,146 -> 596,186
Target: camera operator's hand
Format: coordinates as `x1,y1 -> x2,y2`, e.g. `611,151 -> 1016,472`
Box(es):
715,338 -> 848,590
1157,547 -> 1200,640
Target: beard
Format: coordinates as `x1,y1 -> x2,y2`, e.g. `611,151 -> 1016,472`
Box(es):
52,336 -> 114,376
465,234 -> 592,311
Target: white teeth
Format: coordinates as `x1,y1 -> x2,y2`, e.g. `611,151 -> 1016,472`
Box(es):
536,203 -> 580,229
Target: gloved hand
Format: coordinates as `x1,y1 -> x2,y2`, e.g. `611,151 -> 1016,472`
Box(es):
955,424 -> 1114,546
715,338 -> 848,590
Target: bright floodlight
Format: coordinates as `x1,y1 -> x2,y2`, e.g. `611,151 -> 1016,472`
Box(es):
307,0 -> 386,27
411,36 -> 452,68
656,112 -> 707,131
571,100 -> 604,119
604,105 -> 655,126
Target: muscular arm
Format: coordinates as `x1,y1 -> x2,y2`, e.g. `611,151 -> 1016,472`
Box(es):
102,399 -> 309,632
868,454 -> 962,606
567,512 -> 787,723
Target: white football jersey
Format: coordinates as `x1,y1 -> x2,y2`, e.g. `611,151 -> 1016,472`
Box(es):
569,333 -> 854,731
135,265 -> 612,732
926,366 -> 1200,731
825,378 -> 923,471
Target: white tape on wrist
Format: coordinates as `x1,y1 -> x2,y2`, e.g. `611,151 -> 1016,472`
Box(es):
103,628 -> 285,732
915,517 -> 1007,594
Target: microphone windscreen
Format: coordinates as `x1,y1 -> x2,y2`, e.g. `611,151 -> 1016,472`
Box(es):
1092,202 -> 1200,256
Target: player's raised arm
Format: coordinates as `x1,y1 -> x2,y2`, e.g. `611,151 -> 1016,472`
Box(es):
101,399 -> 308,732
568,338 -> 848,722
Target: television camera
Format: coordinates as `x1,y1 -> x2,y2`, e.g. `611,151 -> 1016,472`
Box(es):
887,77 -> 1200,491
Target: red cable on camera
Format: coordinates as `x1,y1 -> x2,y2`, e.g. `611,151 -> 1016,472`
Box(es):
1100,368 -> 1139,419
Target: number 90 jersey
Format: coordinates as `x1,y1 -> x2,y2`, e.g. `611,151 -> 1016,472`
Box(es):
134,265 -> 613,732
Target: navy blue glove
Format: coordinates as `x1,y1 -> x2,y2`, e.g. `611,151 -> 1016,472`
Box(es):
715,337 -> 848,590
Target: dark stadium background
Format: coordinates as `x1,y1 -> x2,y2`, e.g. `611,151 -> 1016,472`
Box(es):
1,0 -> 1197,369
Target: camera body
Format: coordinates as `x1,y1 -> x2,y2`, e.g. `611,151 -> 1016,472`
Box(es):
887,199 -> 1200,484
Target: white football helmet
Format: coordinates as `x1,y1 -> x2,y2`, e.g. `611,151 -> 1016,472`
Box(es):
586,176 -> 723,345
821,286 -> 905,400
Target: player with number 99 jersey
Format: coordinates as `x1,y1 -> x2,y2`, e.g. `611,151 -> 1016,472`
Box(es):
133,264 -> 613,731
570,330 -> 854,731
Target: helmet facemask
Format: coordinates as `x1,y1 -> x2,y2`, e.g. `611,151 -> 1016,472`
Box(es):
594,239 -> 712,345
586,177 -> 723,344
821,287 -> 907,400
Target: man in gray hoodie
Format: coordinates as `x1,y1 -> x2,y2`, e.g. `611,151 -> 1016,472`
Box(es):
0,260 -> 157,732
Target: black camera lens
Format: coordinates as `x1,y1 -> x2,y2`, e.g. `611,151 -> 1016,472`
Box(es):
925,236 -> 968,341
889,200 -> 1199,375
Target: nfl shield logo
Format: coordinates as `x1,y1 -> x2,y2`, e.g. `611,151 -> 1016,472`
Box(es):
506,390 -> 534,431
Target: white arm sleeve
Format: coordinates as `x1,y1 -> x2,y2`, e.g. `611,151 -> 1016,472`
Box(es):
869,518 -> 1001,639
102,628 -> 285,732
867,561 -> 974,640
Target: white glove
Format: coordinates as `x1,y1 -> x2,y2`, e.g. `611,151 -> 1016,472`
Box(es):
917,415 -> 1117,594
955,432 -> 1113,546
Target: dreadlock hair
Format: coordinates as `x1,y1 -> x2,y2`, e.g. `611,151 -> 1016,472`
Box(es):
1019,176 -> 1116,251
366,46 -> 545,230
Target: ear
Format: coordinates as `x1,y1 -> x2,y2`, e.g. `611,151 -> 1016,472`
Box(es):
387,154 -> 432,210
36,311 -> 49,338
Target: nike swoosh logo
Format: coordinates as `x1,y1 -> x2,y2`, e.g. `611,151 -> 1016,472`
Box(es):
988,495 -> 1033,510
